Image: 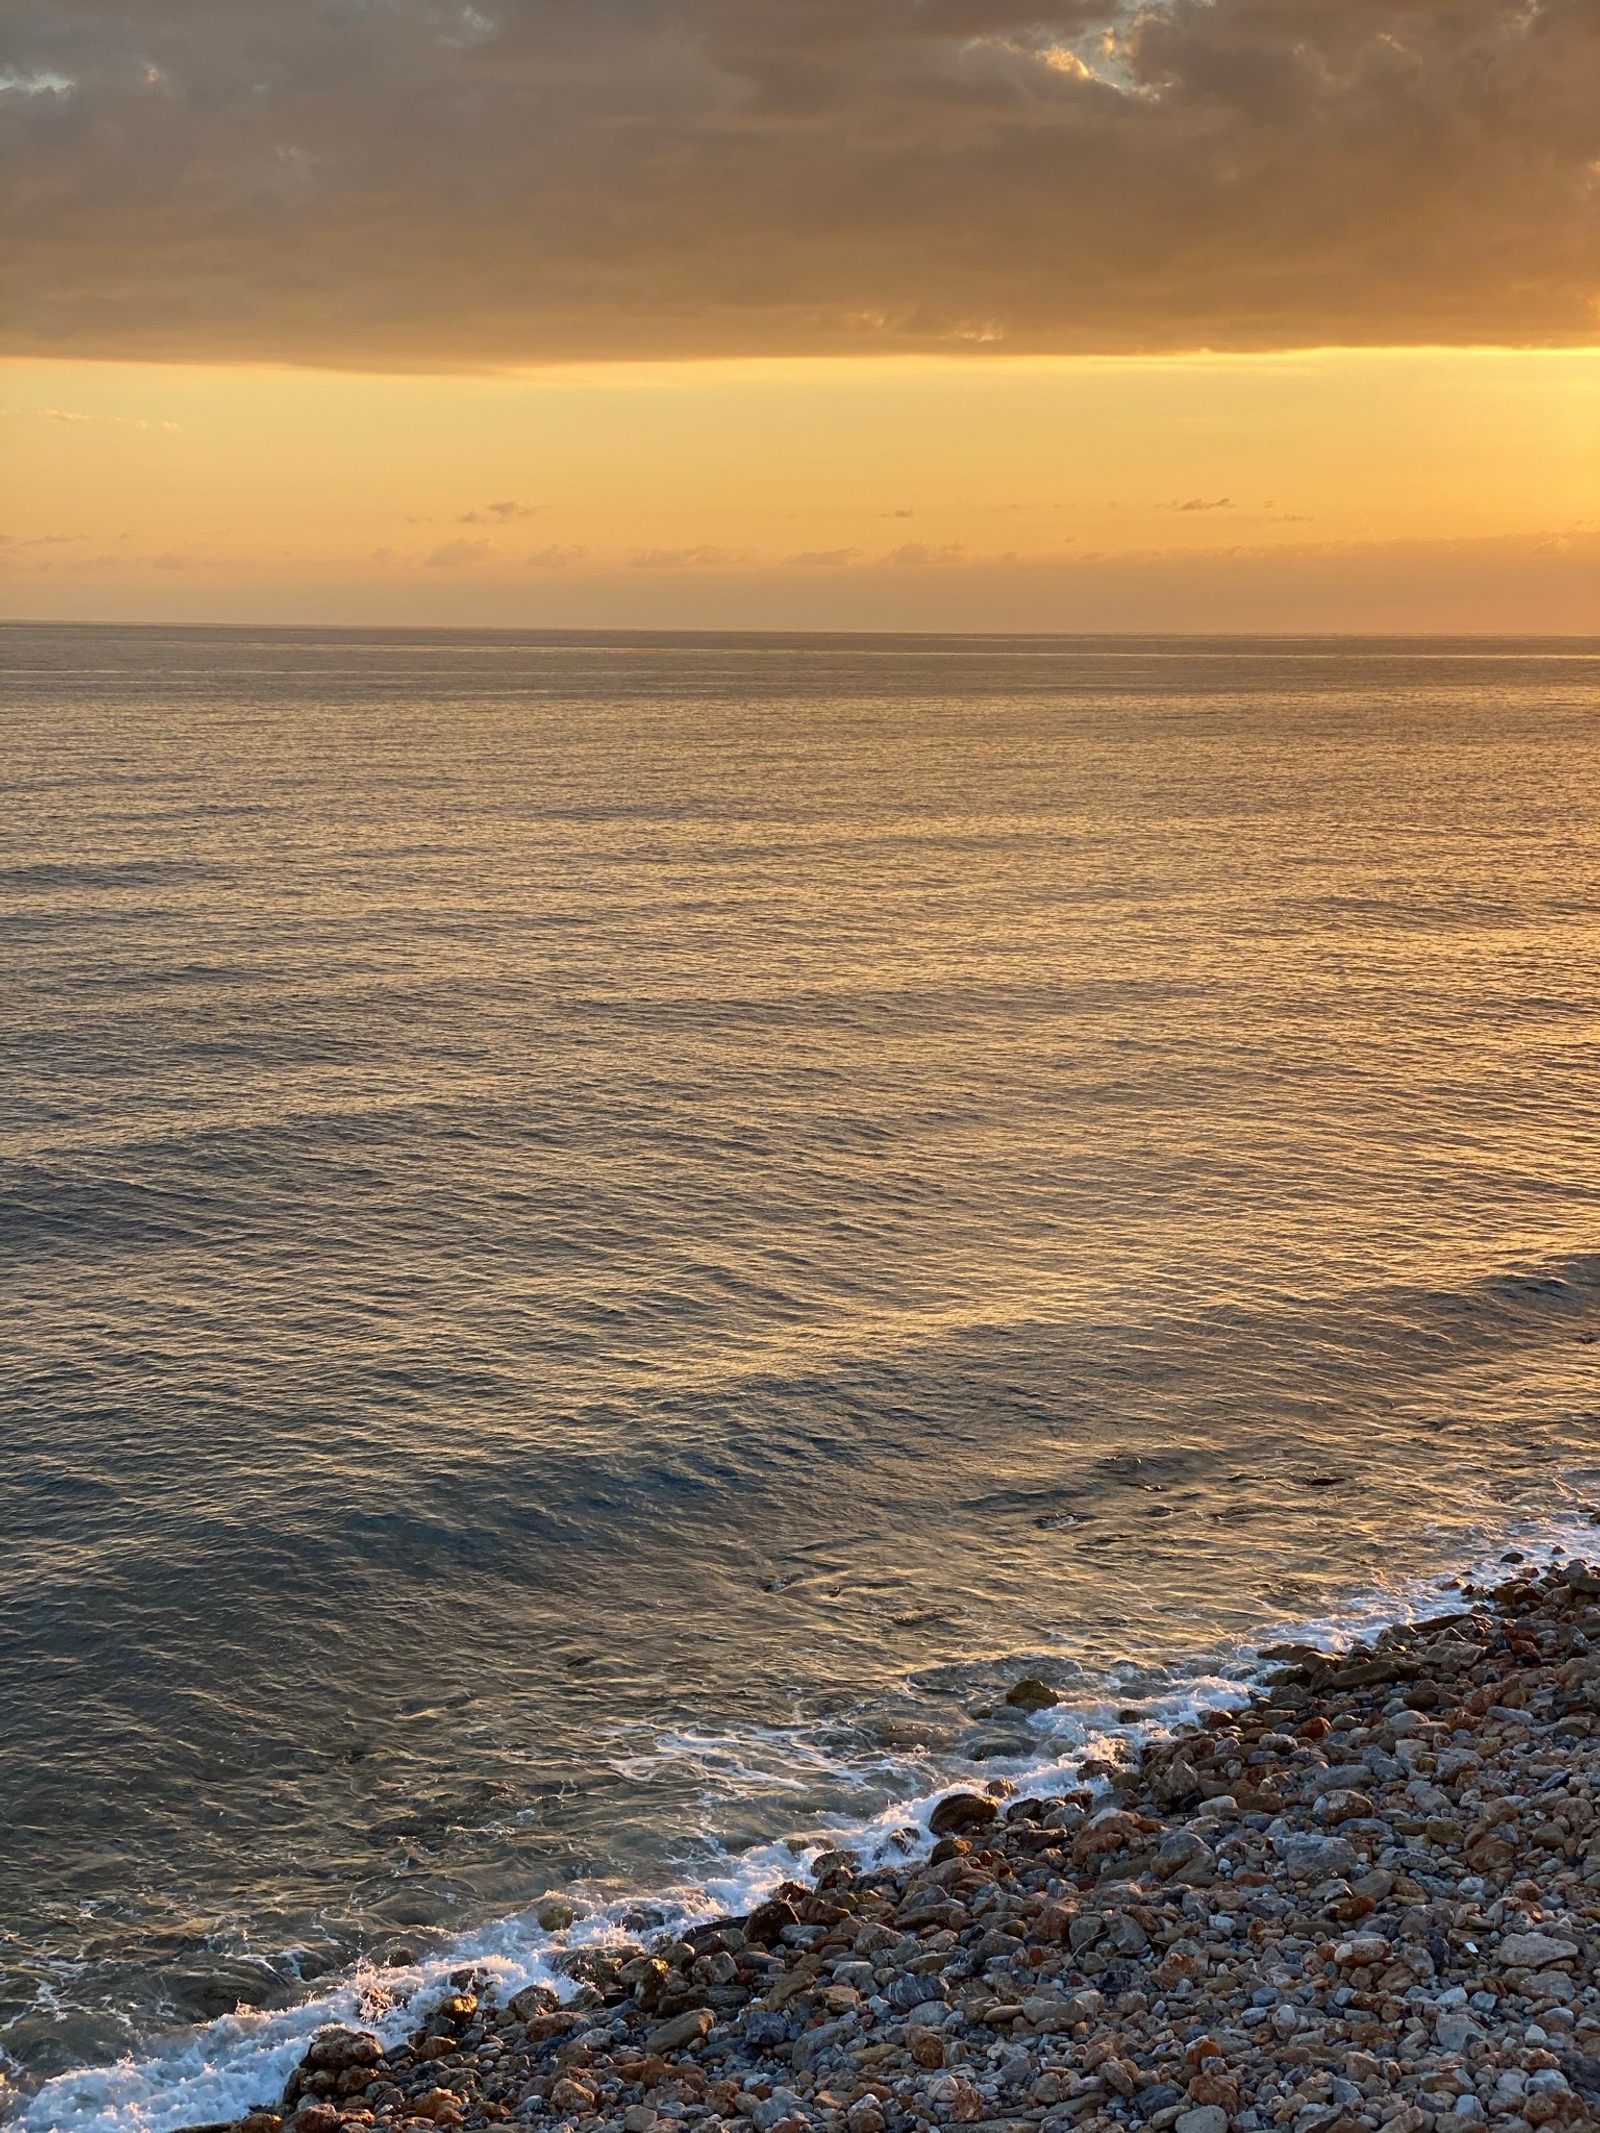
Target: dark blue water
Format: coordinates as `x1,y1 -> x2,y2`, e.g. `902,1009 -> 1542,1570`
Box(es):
4,626 -> 1600,2130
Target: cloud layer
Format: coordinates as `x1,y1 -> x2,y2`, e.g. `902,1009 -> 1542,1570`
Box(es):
5,0 -> 1598,365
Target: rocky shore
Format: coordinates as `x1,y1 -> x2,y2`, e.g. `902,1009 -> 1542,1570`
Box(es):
188,1556 -> 1600,2133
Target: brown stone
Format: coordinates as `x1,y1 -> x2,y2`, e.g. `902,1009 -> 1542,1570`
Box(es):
646,2008 -> 714,2053
550,2077 -> 597,2113
744,1899 -> 801,1946
929,1793 -> 1001,1837
306,2032 -> 382,2073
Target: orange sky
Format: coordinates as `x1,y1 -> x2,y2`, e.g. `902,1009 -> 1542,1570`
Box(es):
4,0 -> 1597,631
4,349 -> 1596,630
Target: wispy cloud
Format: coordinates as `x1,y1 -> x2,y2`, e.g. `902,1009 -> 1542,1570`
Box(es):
886,541 -> 966,566
526,543 -> 588,568
458,499 -> 541,524
628,544 -> 746,569
2,406 -> 181,431
788,547 -> 864,566
1170,497 -> 1234,513
424,536 -> 495,567
0,68 -> 73,98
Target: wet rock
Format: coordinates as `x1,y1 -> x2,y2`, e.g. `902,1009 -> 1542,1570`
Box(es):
1003,1679 -> 1059,1711
929,1792 -> 1001,1837
305,2029 -> 381,2073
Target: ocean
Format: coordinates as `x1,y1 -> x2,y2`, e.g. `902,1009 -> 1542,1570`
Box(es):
3,625 -> 1599,2132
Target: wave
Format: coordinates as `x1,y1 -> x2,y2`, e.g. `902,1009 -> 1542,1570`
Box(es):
18,1498 -> 1600,2133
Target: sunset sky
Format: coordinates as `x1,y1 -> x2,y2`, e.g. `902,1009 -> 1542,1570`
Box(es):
4,0 -> 1598,630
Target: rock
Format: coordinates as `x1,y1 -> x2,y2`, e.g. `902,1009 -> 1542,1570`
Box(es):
508,1982 -> 560,2021
742,2007 -> 792,2048
647,2007 -> 714,2052
1150,1757 -> 1203,1810
1314,1790 -> 1374,1825
929,1792 -> 1001,1836
750,2088 -> 806,2131
288,2110 -> 342,2133
1333,1935 -> 1391,1966
1499,1932 -> 1580,1969
1273,1830 -> 1358,1879
888,1971 -> 945,2009
1137,2086 -> 1184,2116
925,2072 -> 985,2122
1174,2109 -> 1229,2133
1435,2009 -> 1486,2052
1003,1678 -> 1060,1711
550,2078 -> 597,2113
623,2109 -> 658,2133
1153,1828 -> 1215,1882
744,1899 -> 800,1946
536,1897 -> 585,1932
305,2031 -> 381,2073
1106,1912 -> 1150,1956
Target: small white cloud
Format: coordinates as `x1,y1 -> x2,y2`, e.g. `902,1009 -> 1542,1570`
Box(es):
439,4 -> 498,50
30,407 -> 181,431
525,543 -> 587,568
0,68 -> 74,97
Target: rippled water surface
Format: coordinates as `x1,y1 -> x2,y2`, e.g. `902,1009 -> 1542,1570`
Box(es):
4,626 -> 1600,2119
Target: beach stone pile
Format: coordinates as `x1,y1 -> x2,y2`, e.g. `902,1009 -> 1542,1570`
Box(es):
192,1558 -> 1600,2133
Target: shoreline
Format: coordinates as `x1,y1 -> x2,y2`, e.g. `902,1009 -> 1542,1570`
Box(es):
174,1555 -> 1600,2133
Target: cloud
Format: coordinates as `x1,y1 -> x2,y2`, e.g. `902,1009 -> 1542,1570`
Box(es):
2,0 -> 1594,367
525,543 -> 588,567
886,541 -> 967,565
458,499 -> 541,523
628,544 -> 744,568
424,536 -> 494,566
2,405 -> 182,430
1171,497 -> 1233,513
788,546 -> 864,565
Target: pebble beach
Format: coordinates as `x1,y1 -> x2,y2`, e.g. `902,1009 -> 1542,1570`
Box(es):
184,1554 -> 1600,2133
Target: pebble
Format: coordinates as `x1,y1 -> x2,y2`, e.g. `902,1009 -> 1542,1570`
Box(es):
181,1558 -> 1600,2133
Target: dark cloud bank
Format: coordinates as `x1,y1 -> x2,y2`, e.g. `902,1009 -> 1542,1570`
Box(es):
5,0 -> 1598,366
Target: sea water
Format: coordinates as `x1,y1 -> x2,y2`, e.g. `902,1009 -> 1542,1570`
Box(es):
3,626 -> 1599,2129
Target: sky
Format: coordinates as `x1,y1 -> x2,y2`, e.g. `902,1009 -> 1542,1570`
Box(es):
3,0 -> 1598,631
